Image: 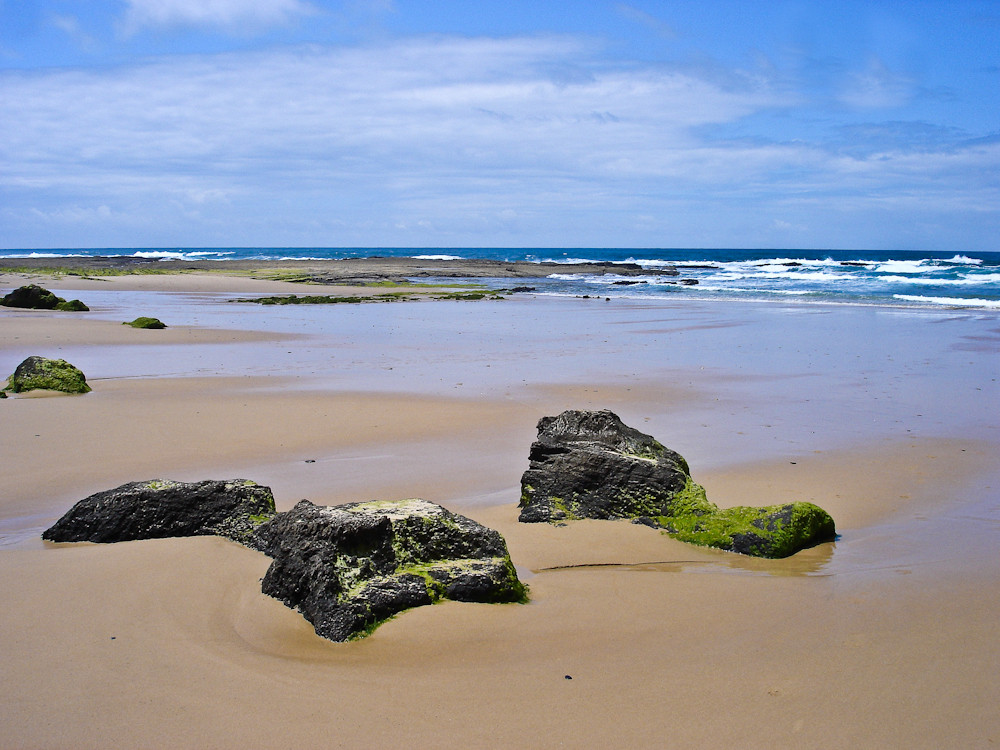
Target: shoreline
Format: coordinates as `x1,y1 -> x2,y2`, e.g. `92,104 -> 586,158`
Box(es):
2,269 -> 998,747
0,254 -> 666,283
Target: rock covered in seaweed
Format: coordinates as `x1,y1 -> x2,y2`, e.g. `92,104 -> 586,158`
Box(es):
1,284 -> 88,311
124,316 -> 166,329
42,479 -> 276,549
4,356 -> 91,394
518,409 -> 835,558
254,499 -> 527,641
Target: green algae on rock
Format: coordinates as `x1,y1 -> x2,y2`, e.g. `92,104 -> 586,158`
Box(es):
254,498 -> 528,641
518,409 -> 835,559
3,356 -> 91,394
124,316 -> 167,329
1,284 -> 89,311
42,478 -> 277,550
640,477 -> 836,558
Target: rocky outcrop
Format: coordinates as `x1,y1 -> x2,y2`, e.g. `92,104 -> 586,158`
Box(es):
519,410 -> 835,558
1,284 -> 88,311
4,356 -> 91,394
42,479 -> 276,549
255,499 -> 527,641
43,484 -> 526,641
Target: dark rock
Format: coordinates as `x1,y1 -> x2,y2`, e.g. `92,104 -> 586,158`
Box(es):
124,316 -> 166,329
2,284 -> 62,309
518,409 -> 835,558
4,356 -> 91,394
519,410 -> 692,523
255,498 -> 527,641
680,279 -> 699,285
1,284 -> 87,311
42,479 -> 276,549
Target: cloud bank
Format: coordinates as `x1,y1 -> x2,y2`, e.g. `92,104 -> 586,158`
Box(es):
1,35 -> 996,248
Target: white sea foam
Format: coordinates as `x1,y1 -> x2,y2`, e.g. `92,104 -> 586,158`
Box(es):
883,274 -> 1000,286
413,254 -> 464,260
893,294 -> 1000,309
874,260 -> 931,274
626,258 -> 686,269
131,250 -> 235,260
131,251 -> 190,260
937,255 -> 983,265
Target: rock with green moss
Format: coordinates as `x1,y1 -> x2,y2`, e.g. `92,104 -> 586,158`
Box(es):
637,478 -> 837,559
254,499 -> 527,641
1,284 -> 88,311
42,479 -> 276,549
4,356 -> 91,394
518,409 -> 692,523
124,316 -> 166,329
518,409 -> 835,558
57,298 -> 89,311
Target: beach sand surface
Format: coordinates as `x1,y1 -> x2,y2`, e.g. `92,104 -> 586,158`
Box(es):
1,270 -> 998,748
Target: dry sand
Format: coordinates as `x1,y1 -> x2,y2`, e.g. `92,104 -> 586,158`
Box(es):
1,269 -> 998,748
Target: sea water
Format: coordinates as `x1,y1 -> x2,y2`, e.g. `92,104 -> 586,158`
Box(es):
3,247 -> 999,309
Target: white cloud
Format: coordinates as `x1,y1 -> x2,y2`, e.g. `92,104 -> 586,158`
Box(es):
121,0 -> 316,34
0,35 -> 995,248
838,56 -> 916,109
615,4 -> 676,39
50,15 -> 98,51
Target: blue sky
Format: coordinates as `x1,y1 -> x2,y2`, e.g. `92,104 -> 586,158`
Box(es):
1,1 -> 998,250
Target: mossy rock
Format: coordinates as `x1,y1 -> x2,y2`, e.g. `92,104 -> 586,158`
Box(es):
255,499 -> 528,641
57,299 -> 90,311
3,356 -> 91,394
124,316 -> 166,329
519,410 -> 836,558
646,478 -> 836,558
1,284 -> 88,311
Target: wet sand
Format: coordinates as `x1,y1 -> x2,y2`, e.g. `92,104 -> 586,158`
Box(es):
1,269 -> 998,748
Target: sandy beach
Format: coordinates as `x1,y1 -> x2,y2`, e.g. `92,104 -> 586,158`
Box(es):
2,264 -> 998,748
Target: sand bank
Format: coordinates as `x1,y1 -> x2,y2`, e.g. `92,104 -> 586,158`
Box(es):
1,270 -> 998,747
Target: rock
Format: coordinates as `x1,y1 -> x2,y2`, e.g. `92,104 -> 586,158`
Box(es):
42,479 -> 276,549
254,499 -> 527,641
3,356 -> 91,394
57,299 -> 90,311
518,409 -> 835,558
2,284 -> 61,309
124,316 -> 167,329
519,410 -> 692,523
1,284 -> 88,311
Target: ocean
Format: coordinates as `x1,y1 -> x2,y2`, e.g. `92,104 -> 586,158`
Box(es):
4,247 -> 999,310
